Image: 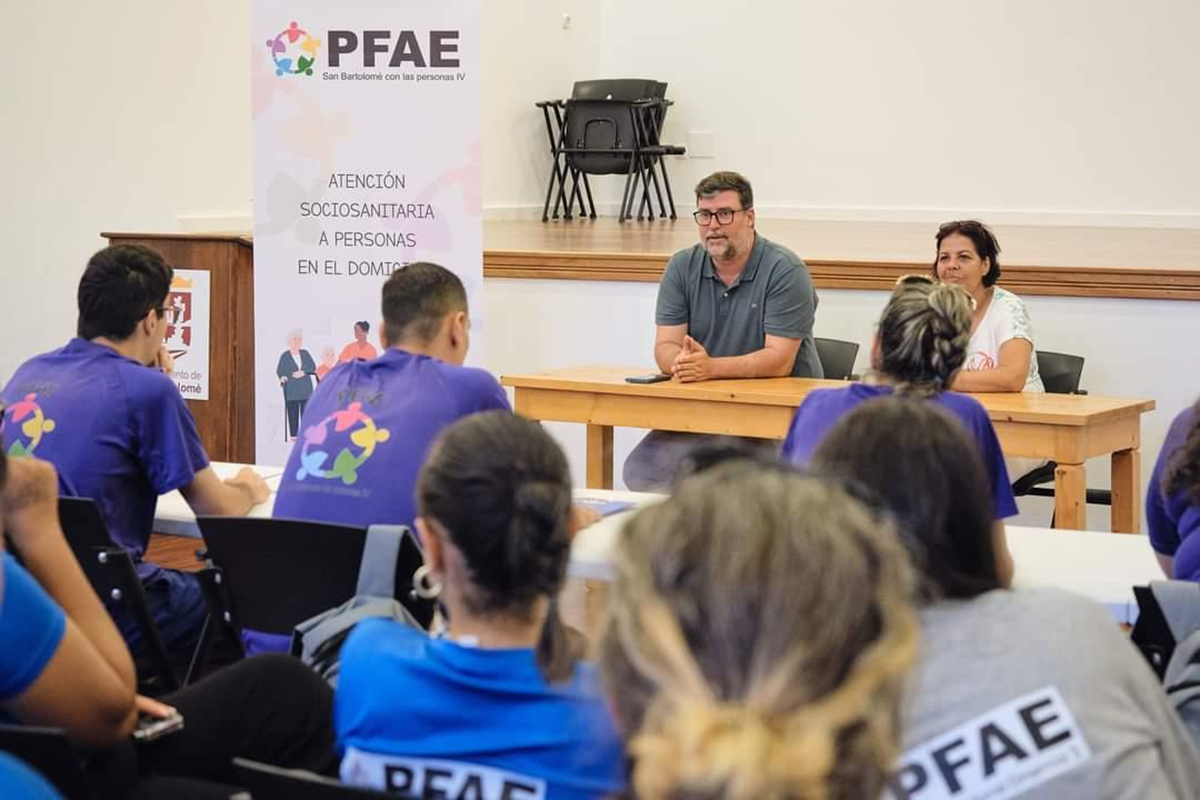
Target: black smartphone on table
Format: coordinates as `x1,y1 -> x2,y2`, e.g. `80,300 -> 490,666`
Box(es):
625,373 -> 671,384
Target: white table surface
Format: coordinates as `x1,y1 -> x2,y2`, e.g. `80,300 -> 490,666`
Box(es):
155,465 -> 1162,625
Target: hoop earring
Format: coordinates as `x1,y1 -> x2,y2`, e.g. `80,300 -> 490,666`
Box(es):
412,564 -> 442,600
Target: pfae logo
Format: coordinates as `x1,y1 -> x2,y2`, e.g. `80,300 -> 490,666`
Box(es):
267,21 -> 321,77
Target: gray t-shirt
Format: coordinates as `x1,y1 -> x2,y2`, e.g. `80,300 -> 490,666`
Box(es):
890,588 -> 1200,799
655,234 -> 822,378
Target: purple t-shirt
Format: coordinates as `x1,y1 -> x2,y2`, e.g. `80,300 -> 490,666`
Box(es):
273,348 -> 511,530
1147,405 -> 1200,581
781,383 -> 1018,519
1,339 -> 209,577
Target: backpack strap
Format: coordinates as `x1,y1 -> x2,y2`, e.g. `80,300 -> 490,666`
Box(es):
357,525 -> 405,598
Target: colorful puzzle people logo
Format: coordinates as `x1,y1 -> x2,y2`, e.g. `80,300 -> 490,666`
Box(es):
266,21 -> 320,77
4,394 -> 56,457
294,402 -> 391,486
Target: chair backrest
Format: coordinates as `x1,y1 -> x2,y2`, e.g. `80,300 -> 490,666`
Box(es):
561,98 -> 644,175
0,724 -> 94,800
196,517 -> 434,634
813,337 -> 860,381
1037,350 -> 1085,395
233,758 -> 392,799
57,497 -> 181,690
571,78 -> 658,101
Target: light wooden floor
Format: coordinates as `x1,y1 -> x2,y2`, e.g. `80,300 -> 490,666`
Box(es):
484,217 -> 1200,271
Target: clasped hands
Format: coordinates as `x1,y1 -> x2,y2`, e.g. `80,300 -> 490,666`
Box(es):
671,336 -> 715,383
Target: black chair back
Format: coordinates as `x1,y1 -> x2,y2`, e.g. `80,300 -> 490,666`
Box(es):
57,497 -> 180,690
233,758 -> 392,799
0,724 -> 94,800
196,517 -> 435,635
1037,350 -> 1085,395
813,337 -> 860,381
571,78 -> 658,101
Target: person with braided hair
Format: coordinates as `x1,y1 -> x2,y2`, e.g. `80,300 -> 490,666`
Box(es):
599,457 -> 920,800
781,276 -> 1018,531
334,411 -> 624,798
1147,397 -> 1200,581
815,399 -> 1200,799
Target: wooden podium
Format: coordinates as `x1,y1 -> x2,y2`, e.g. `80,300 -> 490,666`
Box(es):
102,232 -> 256,463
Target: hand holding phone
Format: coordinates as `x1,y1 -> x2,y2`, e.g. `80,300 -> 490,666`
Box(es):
132,711 -> 185,743
625,373 -> 671,384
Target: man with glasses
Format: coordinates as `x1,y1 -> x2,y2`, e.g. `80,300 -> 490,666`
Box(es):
0,244 -> 269,656
623,171 -> 822,490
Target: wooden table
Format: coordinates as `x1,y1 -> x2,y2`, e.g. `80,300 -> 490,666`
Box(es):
501,366 -> 1156,533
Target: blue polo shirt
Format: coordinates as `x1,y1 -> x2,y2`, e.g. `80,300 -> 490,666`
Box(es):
272,348 -> 511,530
335,621 -> 625,799
1,339 -> 209,576
1148,404 -> 1200,581
655,234 -> 823,378
0,752 -> 62,799
782,383 -> 1018,519
0,553 -> 67,703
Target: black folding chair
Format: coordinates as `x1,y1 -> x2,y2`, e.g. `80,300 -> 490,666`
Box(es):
0,724 -> 94,800
538,78 -> 685,222
1010,351 -> 1112,524
193,517 -> 434,662
813,337 -> 860,381
57,497 -> 183,691
233,758 -> 392,799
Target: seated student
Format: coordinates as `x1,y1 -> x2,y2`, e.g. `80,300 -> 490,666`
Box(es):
0,244 -> 269,655
1147,397 -> 1200,581
782,276 -> 1017,578
599,455 -> 919,800
0,451 -> 337,797
335,411 -> 624,798
273,262 -> 510,530
813,399 -> 1200,799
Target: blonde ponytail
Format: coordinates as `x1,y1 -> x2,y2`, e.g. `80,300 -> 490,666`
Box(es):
601,462 -> 919,800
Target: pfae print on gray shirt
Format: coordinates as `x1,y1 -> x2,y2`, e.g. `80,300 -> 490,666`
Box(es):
655,234 -> 822,378
889,588 -> 1200,800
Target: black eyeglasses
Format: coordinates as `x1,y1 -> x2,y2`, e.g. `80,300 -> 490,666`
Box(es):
692,208 -> 749,226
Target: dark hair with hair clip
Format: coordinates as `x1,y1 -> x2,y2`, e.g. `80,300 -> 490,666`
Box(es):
416,411 -> 577,683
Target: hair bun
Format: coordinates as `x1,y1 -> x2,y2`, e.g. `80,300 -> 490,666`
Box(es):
631,700 -> 835,800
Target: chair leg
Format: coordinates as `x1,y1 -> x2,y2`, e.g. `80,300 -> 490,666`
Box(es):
581,173 -> 597,219
659,157 -> 678,219
619,164 -> 637,223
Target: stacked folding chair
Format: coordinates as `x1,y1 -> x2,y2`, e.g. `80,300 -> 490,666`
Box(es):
537,79 -> 686,222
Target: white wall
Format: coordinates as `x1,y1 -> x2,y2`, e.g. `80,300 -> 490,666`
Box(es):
485,278 -> 1200,531
584,0 -> 1200,226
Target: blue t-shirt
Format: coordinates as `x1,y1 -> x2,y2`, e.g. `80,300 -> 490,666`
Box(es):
273,348 -> 511,530
1147,405 -> 1200,581
781,383 -> 1018,519
0,752 -> 63,799
0,553 -> 67,702
1,339 -> 209,577
335,621 -> 625,800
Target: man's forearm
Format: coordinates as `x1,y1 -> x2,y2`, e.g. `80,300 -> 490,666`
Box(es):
710,348 -> 796,379
655,342 -> 682,374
